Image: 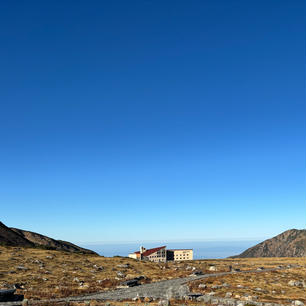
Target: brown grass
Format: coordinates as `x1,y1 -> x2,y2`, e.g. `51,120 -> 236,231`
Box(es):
189,258 -> 306,304
1,246 -> 305,303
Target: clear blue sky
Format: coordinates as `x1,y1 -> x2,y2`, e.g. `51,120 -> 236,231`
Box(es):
1,0 -> 305,244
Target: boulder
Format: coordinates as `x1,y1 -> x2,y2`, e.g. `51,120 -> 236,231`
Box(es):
293,301 -> 305,306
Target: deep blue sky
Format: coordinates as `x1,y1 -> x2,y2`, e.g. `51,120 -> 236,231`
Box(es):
1,0 -> 305,244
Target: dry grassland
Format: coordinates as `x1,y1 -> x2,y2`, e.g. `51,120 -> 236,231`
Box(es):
0,246 -> 305,304
189,258 -> 306,304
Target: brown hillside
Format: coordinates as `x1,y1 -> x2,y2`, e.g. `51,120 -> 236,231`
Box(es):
10,227 -> 97,255
0,222 -> 34,247
0,221 -> 96,255
232,229 -> 306,258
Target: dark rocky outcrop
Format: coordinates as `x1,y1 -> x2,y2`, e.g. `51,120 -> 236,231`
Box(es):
0,221 -> 97,255
231,229 -> 306,258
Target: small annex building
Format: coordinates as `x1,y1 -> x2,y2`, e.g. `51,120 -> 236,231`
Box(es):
128,246 -> 193,262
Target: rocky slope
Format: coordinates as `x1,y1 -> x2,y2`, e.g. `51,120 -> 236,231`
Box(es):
0,221 -> 97,254
0,222 -> 34,247
232,229 -> 306,258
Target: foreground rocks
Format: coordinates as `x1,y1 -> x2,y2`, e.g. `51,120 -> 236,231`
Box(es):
0,266 -> 301,306
40,267 -> 292,305
0,288 -> 23,303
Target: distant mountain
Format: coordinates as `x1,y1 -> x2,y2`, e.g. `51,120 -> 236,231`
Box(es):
0,221 -> 97,255
231,229 -> 306,258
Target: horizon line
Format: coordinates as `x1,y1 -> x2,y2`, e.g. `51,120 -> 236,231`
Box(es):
78,237 -> 264,245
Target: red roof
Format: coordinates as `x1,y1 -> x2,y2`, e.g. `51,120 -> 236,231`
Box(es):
134,246 -> 166,257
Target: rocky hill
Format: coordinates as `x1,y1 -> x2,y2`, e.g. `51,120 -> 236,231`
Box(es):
0,221 -> 97,255
0,222 -> 34,247
232,229 -> 306,258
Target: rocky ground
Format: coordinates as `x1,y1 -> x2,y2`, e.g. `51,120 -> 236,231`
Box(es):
0,247 -> 305,306
52,268 -> 289,302
189,266 -> 306,305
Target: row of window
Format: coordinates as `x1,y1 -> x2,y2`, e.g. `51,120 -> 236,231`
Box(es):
175,257 -> 190,259
150,254 -> 165,258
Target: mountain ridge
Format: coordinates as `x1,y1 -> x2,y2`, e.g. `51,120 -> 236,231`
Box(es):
231,229 -> 306,258
0,221 -> 97,255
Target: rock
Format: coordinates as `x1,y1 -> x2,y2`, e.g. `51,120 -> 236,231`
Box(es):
224,298 -> 236,306
225,292 -> 232,298
237,284 -> 244,288
209,266 -> 217,271
120,279 -> 139,287
198,283 -> 207,289
134,275 -> 145,281
117,264 -> 129,268
186,293 -> 203,300
94,265 -> 103,271
16,266 -> 28,271
21,299 -> 28,306
158,299 -> 169,306
293,301 -> 304,306
14,283 -> 24,289
0,289 -> 17,302
212,285 -> 223,289
116,271 -> 125,278
196,295 -> 211,302
79,281 -> 88,288
256,267 -> 264,271
191,270 -> 203,276
243,295 -> 257,301
288,280 -> 303,287
73,277 -> 80,282
242,295 -> 252,301
144,296 -> 153,302
208,291 -> 216,296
